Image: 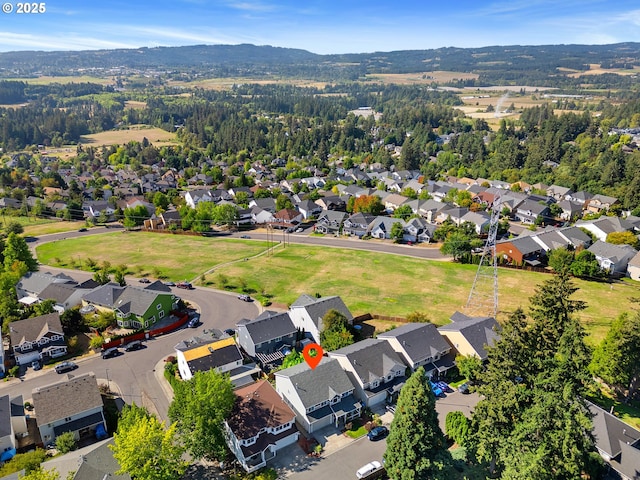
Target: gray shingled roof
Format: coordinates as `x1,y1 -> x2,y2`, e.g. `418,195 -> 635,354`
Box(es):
439,312 -> 500,360
32,372 -> 103,425
588,240 -> 638,264
38,283 -> 77,304
81,283 -> 124,307
73,439 -> 131,480
290,295 -> 353,329
9,313 -> 63,346
239,311 -> 296,344
498,235 -> 543,256
0,395 -> 11,438
275,358 -> 356,409
328,338 -> 406,383
588,400 -> 640,458
377,323 -> 450,365
17,271 -> 75,296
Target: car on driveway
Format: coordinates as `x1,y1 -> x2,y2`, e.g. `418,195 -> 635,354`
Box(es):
295,227 -> 304,233
458,382 -> 470,394
102,347 -> 120,359
55,361 -> 77,374
187,317 -> 200,328
124,340 -> 143,351
31,360 -> 42,371
224,328 -> 236,337
367,426 -> 389,441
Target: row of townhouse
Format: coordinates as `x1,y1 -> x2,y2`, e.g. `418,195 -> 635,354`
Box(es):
174,296 -> 499,473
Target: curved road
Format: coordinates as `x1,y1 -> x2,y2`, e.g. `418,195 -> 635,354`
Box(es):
8,224 -> 448,421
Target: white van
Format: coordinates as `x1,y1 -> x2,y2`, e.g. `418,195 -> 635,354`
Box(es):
356,461 -> 382,479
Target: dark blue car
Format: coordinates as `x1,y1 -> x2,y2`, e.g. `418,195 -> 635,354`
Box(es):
367,426 -> 389,441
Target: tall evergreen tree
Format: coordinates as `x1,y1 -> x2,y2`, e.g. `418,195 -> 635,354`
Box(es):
384,366 -> 450,480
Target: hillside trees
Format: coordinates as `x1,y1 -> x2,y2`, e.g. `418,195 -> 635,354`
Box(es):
384,366 -> 451,480
468,274 -> 598,478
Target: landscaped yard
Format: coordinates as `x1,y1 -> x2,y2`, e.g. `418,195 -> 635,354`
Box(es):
34,233 -> 640,344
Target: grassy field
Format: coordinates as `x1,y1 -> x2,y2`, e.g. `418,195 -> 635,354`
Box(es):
79,125 -> 177,147
34,233 -> 640,344
0,216 -> 87,236
4,75 -> 113,85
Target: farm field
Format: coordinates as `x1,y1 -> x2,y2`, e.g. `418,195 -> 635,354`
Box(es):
5,75 -> 113,85
34,233 -> 640,344
79,125 -> 177,147
366,71 -> 479,84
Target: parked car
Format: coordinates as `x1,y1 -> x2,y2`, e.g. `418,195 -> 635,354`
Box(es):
295,227 -> 304,233
164,281 -> 176,287
367,426 -> 389,441
240,234 -> 251,239
224,328 -> 236,337
356,461 -> 384,479
139,278 -> 151,284
458,382 -> 470,394
187,317 -> 200,328
176,281 -> 193,290
124,340 -> 143,351
31,360 -> 42,371
55,361 -> 77,374
78,228 -> 87,232
102,347 -> 120,359
237,294 -> 251,302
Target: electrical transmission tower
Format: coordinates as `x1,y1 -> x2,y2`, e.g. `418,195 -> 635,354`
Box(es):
465,195 -> 502,318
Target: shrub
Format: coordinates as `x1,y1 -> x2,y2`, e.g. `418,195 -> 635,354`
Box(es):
55,431 -> 77,454
8,365 -> 19,377
89,335 -> 105,350
445,411 -> 470,446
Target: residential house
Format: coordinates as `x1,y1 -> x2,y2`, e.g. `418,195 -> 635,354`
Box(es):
9,313 -> 67,366
289,294 -> 353,344
82,283 -> 177,329
513,198 -> 551,225
460,210 -> 491,234
314,195 -> 345,211
382,193 -> 410,213
587,241 -> 638,275
343,212 -> 376,237
547,185 -> 573,201
565,191 -> 593,206
32,372 -> 106,447
495,236 -> 546,266
251,207 -> 275,225
70,438 -> 132,480
16,271 -> 75,304
628,251 -> 640,281
588,400 -> 640,480
586,194 -> 619,214
438,312 -> 500,361
296,199 -> 322,220
368,216 -> 404,240
557,200 -> 583,221
315,210 -> 347,234
435,205 -> 469,225
328,338 -> 406,407
236,311 -> 298,366
273,208 -> 303,227
174,335 -> 257,387
38,282 -> 90,312
248,198 -> 277,213
576,217 -> 635,242
404,217 -> 437,243
275,358 -> 361,434
377,323 -> 454,379
184,189 -> 213,209
224,380 -> 298,473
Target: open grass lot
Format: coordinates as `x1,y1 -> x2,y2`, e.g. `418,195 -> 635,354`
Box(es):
21,219 -> 87,236
168,77 -> 328,91
79,125 -> 177,147
366,71 -> 479,85
35,232 -> 270,282
34,234 -> 640,344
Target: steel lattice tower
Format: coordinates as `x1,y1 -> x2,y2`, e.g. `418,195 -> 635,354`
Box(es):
465,195 -> 501,318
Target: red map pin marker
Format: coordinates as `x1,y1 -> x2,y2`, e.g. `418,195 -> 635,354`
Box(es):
302,343 -> 323,370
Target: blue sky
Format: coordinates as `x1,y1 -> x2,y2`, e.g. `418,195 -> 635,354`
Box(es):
1,0 -> 640,54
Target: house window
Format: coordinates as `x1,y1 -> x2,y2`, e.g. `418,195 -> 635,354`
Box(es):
158,311 -> 165,319
156,304 -> 162,311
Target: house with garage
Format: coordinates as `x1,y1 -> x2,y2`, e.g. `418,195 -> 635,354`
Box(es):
236,311 -> 298,367
315,210 -> 348,234
403,217 -> 436,243
343,212 -> 377,237
16,271 -> 76,305
495,235 -> 546,266
38,282 -> 91,313
328,338 -> 407,407
377,323 -> 455,379
82,283 -> 177,329
368,216 -> 404,240
576,217 -> 635,242
32,372 -> 106,447
438,312 -> 500,361
9,313 -> 67,366
628,251 -> 640,281
586,194 -> 619,215
295,199 -> 322,220
588,400 -> 640,480
587,241 -> 638,276
513,198 -> 551,225
288,294 -> 353,344
275,358 -> 361,434
224,380 -> 298,473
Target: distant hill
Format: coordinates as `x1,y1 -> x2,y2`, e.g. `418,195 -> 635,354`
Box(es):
1,42 -> 639,86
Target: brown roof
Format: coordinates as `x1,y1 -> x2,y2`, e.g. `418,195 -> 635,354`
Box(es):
226,380 -> 296,440
32,372 -> 103,425
274,209 -> 300,221
9,313 -> 63,346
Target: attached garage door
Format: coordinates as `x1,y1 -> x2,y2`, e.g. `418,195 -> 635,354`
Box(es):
16,351 -> 40,365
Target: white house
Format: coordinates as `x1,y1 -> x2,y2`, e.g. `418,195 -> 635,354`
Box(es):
288,294 -> 353,344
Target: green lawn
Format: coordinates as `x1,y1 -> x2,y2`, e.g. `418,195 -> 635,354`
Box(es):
34,232 -> 640,344
22,220 -> 88,236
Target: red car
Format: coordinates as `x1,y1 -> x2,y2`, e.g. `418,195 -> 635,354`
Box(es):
176,282 -> 194,290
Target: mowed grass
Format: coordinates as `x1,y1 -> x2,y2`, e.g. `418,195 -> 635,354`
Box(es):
35,232 -> 269,282
21,220 -> 87,236
34,234 -> 640,344
80,125 -> 177,147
